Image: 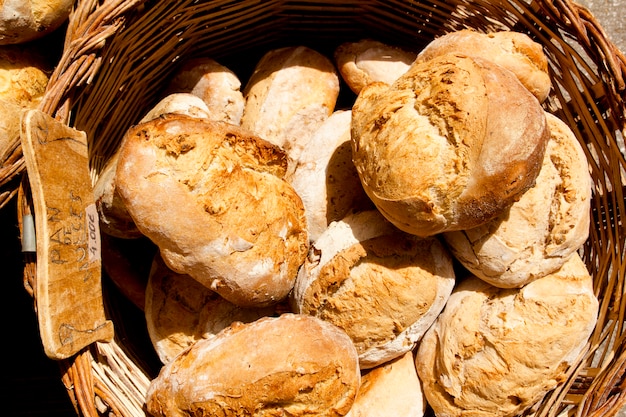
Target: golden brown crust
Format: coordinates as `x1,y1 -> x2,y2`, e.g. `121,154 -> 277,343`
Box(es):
415,253 -> 599,417
116,114 -> 309,307
351,53 -> 549,236
145,314 -> 361,417
416,29 -> 551,102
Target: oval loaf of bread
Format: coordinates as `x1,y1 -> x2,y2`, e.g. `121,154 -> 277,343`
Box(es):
415,253 -> 599,417
292,209 -> 455,369
334,38 -> 417,94
287,109 -> 373,242
241,45 -> 340,175
351,53 -> 549,236
443,112 -> 592,288
416,29 -> 551,102
145,313 -> 361,417
144,253 -> 275,364
115,114 -> 309,307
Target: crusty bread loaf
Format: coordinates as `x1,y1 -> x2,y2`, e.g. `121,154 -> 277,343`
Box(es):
0,0 -> 73,44
334,38 -> 416,94
292,209 -> 455,369
115,114 -> 309,307
443,112 -> 592,288
351,53 -> 549,237
287,109 -> 373,242
346,351 -> 425,417
164,57 -> 245,125
145,313 -> 361,417
416,29 -> 551,102
415,253 -> 599,417
241,46 -> 340,175
94,93 -> 211,239
144,253 -> 275,364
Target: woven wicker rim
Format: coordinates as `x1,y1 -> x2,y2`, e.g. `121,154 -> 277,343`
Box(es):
11,0 -> 626,416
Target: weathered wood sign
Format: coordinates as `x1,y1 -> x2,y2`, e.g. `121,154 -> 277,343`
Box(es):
21,109 -> 113,360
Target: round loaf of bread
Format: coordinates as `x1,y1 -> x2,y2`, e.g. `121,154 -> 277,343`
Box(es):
443,112 -> 592,288
164,57 -> 245,125
241,45 -> 340,175
346,351 -> 425,417
287,109 -> 373,242
351,53 -> 549,237
94,93 -> 211,239
416,29 -> 551,102
415,253 -> 599,417
115,114 -> 309,307
145,253 -> 275,364
334,38 -> 417,94
0,0 -> 73,44
145,313 -> 361,417
292,209 -> 455,369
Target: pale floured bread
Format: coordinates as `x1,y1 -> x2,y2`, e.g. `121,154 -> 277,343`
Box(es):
241,45 -> 340,175
415,253 -> 599,417
164,57 -> 245,125
292,209 -> 455,369
287,109 -> 373,242
94,93 -> 211,239
416,29 -> 551,102
145,253 -> 275,364
346,351 -> 425,417
0,0 -> 73,44
443,112 -> 592,288
351,53 -> 549,237
145,313 -> 361,417
115,114 -> 309,307
334,38 -> 416,94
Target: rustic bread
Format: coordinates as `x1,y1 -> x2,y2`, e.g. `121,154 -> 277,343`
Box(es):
292,209 -> 455,369
94,93 -> 211,239
346,351 -> 425,417
351,53 -> 549,237
115,114 -> 309,307
240,45 -> 340,175
144,253 -> 275,364
443,112 -> 592,288
145,313 -> 361,417
287,109 -> 373,242
0,0 -> 73,44
164,57 -> 245,125
416,29 -> 551,102
415,253 -> 599,417
334,38 -> 417,94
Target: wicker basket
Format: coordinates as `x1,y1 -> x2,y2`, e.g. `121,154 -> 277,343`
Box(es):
9,0 -> 626,416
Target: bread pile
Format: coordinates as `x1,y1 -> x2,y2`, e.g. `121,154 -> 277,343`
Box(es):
97,30 -> 598,417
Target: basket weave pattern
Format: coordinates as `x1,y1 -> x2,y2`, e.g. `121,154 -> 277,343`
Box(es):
11,0 -> 626,416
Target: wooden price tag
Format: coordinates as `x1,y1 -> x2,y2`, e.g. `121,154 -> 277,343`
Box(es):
21,110 -> 114,360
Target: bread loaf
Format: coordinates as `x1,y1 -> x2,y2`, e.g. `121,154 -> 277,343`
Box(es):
443,112 -> 592,288
144,253 -> 275,364
145,313 -> 361,417
115,114 -> 309,307
0,0 -> 73,44
164,58 -> 245,125
415,253 -> 599,417
334,38 -> 416,94
241,46 -> 340,175
94,93 -> 211,239
287,109 -> 373,242
351,53 -> 549,236
416,29 -> 551,102
346,351 -> 425,417
292,209 -> 455,368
